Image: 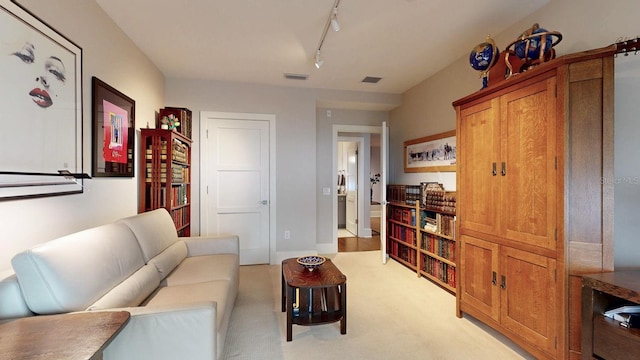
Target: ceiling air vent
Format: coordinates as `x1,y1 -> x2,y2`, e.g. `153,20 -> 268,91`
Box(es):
362,76 -> 382,84
284,73 -> 309,81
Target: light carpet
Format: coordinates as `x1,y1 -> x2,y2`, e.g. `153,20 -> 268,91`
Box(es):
222,250 -> 535,360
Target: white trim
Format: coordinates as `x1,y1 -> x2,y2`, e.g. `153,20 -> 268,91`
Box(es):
200,111 -> 277,265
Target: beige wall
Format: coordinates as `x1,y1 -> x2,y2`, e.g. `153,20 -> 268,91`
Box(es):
0,0 -> 165,271
390,0 -> 640,268
164,78 -> 399,257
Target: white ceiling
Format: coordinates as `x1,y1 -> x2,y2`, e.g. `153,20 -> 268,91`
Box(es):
95,0 -> 549,95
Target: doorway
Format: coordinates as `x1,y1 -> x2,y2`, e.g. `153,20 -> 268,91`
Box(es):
332,125 -> 384,253
337,138 -> 360,238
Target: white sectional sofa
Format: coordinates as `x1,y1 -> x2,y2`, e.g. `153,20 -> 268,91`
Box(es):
1,208 -> 239,360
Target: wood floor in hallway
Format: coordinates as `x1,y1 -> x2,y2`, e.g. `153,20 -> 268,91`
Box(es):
338,217 -> 381,252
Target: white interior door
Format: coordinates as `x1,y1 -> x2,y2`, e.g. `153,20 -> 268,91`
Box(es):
381,121 -> 389,264
201,113 -> 271,265
346,142 -> 358,236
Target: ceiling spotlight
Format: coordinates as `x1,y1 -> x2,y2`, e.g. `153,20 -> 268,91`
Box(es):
330,7 -> 340,32
315,50 -> 324,69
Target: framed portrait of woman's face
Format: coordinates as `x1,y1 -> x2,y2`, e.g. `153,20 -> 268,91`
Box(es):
0,0 -> 83,200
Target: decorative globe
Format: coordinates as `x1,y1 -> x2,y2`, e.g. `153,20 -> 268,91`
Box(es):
469,36 -> 499,72
514,26 -> 553,60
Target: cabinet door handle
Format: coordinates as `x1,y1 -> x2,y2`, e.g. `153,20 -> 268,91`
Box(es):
492,163 -> 497,176
501,275 -> 507,289
501,162 -> 506,176
492,271 -> 497,286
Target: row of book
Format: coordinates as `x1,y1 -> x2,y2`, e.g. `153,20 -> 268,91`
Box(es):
389,207 -> 416,226
145,163 -> 189,183
388,183 -> 456,212
421,211 -> 455,237
388,242 -> 417,266
421,233 -> 456,262
421,255 -> 456,288
145,139 -> 189,163
387,184 -> 421,205
388,223 -> 417,246
171,207 -> 189,229
143,185 -> 189,209
421,182 -> 456,213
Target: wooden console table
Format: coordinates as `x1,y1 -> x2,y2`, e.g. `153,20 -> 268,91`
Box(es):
0,311 -> 130,360
281,258 -> 347,341
582,271 -> 640,359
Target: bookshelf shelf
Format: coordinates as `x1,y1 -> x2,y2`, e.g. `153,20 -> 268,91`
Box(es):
386,183 -> 456,294
139,128 -> 192,237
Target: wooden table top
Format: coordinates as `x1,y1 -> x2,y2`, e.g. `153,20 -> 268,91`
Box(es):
582,270 -> 640,303
282,258 -> 346,288
0,311 -> 130,360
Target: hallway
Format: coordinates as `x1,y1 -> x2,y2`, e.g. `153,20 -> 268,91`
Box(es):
338,217 -> 381,252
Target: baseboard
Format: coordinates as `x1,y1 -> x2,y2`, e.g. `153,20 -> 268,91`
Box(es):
317,243 -> 337,255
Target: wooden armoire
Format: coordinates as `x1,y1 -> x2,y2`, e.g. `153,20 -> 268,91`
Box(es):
453,45 -> 616,359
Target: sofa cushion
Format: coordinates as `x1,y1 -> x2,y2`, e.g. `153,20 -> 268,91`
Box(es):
11,223 -> 145,314
162,254 -> 238,286
144,280 -> 232,329
88,264 -> 161,310
149,241 -> 188,280
0,270 -> 33,319
119,208 -> 179,263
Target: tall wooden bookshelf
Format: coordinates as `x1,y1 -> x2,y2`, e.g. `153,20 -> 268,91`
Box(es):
139,128 -> 191,236
386,183 -> 457,294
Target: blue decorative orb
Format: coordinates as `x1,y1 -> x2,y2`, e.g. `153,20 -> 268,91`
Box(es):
469,39 -> 499,72
515,27 -> 553,60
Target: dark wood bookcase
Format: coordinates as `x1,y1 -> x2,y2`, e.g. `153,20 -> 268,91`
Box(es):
138,128 -> 191,236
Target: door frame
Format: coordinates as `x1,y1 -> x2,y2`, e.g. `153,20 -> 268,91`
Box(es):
199,111 -> 277,264
332,124 -> 383,253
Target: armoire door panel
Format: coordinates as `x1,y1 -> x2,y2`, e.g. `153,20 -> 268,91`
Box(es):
459,235 -> 500,321
500,78 -> 557,250
500,246 -> 557,355
458,98 -> 500,236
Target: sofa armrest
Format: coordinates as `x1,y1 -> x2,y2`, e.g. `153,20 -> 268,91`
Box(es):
182,234 -> 239,257
101,302 -> 217,360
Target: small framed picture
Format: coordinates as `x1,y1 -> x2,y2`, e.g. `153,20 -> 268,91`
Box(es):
92,77 -> 135,177
404,130 -> 456,173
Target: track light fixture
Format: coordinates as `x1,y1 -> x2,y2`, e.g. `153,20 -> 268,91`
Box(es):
315,50 -> 324,69
330,7 -> 340,32
314,0 -> 341,69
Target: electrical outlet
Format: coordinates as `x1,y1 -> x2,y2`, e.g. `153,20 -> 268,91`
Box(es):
284,230 -> 291,240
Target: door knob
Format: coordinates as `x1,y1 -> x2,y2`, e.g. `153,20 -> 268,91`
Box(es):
259,200 -> 269,205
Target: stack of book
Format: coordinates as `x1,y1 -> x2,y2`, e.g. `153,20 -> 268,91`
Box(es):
604,305 -> 640,328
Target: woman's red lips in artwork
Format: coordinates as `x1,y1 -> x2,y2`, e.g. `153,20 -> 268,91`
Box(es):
29,88 -> 52,108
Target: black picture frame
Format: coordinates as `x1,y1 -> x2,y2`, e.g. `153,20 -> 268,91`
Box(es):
0,0 -> 84,200
91,77 -> 135,177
